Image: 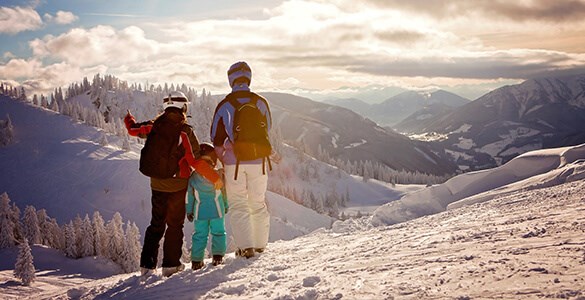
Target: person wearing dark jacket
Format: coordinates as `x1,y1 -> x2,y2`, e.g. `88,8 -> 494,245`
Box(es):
125,91 -> 223,277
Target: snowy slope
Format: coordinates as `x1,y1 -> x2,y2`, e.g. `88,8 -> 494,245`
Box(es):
0,95 -> 336,245
2,94 -> 585,299
2,177 -> 584,299
372,143 -> 585,226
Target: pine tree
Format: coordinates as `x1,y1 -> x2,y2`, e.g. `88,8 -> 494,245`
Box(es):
63,221 -> 78,258
92,211 -> 107,257
80,214 -> 94,257
14,238 -> 35,286
73,215 -> 83,257
40,95 -> 49,108
48,218 -> 64,250
18,86 -> 27,101
99,133 -> 109,146
36,209 -> 50,246
22,206 -> 41,245
0,193 -> 16,249
11,202 -> 23,242
122,221 -> 141,272
106,212 -> 125,263
121,136 -> 131,151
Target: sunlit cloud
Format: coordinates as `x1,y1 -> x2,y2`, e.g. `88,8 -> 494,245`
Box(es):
0,6 -> 43,34
29,25 -> 158,67
3,0 -> 585,99
357,0 -> 585,22
44,10 -> 78,25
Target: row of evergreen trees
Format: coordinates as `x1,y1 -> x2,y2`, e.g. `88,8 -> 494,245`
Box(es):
0,192 -> 142,284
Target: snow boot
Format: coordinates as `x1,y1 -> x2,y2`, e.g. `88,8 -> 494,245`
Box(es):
140,267 -> 156,277
192,261 -> 205,270
212,255 -> 224,266
235,248 -> 255,259
162,264 -> 185,277
255,248 -> 265,253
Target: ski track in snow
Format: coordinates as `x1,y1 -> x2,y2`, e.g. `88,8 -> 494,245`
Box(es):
4,180 -> 582,300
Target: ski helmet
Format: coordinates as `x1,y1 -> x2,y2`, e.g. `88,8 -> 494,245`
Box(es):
227,61 -> 252,88
163,91 -> 189,112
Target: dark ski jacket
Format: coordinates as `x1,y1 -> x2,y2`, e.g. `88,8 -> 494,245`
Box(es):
124,109 -> 220,192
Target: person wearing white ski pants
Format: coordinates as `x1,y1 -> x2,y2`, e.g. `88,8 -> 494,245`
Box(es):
224,163 -> 270,250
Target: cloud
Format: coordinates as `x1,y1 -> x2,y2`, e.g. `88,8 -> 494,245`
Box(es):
0,57 -> 88,96
0,58 -> 42,78
358,0 -> 585,22
44,10 -> 78,25
30,25 -> 158,67
6,0 -> 585,99
0,6 -> 43,34
346,50 -> 585,79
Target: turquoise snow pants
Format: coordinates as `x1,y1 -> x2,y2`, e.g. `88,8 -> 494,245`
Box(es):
191,218 -> 226,262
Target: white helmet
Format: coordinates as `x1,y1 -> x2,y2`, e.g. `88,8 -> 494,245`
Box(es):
162,91 -> 189,112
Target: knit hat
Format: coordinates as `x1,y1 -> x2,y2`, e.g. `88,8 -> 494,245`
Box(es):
227,61 -> 252,87
163,91 -> 189,112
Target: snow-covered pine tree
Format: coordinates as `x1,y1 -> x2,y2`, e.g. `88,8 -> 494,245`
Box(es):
92,211 -> 107,257
48,218 -> 64,250
63,221 -> 78,258
73,215 -> 83,256
122,221 -> 141,272
40,95 -> 49,108
18,86 -> 27,101
99,133 -> 109,146
49,97 -> 59,112
14,238 -> 35,286
80,214 -> 95,257
0,114 -> 14,146
22,206 -> 41,245
105,212 -> 125,264
0,193 -> 16,248
11,202 -> 23,242
121,136 -> 131,151
35,209 -> 50,246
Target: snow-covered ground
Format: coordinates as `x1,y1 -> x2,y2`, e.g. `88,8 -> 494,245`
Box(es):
372,143 -> 585,226
2,178 -> 584,299
2,95 -> 585,299
0,95 -> 399,243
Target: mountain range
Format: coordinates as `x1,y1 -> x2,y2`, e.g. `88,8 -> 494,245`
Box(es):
326,90 -> 470,127
397,74 -> 585,169
264,92 -> 457,176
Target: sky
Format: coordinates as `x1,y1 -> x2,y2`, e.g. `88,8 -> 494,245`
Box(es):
1,0 -> 585,101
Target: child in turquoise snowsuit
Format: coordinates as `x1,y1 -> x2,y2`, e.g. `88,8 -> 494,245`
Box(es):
186,143 -> 228,269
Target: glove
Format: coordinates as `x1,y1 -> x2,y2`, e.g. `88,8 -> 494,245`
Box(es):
214,178 -> 224,190
123,110 -> 135,126
224,206 -> 229,214
187,213 -> 194,222
270,151 -> 282,164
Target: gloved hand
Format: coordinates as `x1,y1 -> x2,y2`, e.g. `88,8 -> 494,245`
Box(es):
224,206 -> 229,214
270,151 -> 282,164
214,178 -> 224,190
123,110 -> 135,126
187,213 -> 194,222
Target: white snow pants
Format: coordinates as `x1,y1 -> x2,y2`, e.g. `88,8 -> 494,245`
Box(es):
224,163 -> 270,250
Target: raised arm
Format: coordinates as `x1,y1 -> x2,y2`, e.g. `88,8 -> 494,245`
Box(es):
124,112 -> 153,138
